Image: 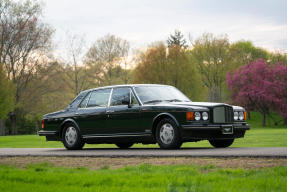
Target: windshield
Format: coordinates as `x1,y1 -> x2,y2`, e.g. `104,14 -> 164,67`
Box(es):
134,86 -> 191,104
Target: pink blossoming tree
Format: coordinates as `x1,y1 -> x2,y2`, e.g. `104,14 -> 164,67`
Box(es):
226,59 -> 287,126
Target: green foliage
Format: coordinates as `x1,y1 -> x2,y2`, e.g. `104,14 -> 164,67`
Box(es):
229,40 -> 269,71
0,63 -> 15,119
133,42 -> 206,101
0,163 -> 286,192
167,30 -> 187,48
191,33 -> 230,102
85,34 -> 130,86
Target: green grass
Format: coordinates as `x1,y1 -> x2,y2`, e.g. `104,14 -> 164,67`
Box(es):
1,128 -> 287,148
246,111 -> 286,128
0,163 -> 286,192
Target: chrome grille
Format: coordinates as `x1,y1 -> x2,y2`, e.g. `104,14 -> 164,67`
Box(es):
213,105 -> 234,123
225,106 -> 234,123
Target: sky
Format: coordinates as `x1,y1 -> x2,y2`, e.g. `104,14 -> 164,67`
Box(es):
41,0 -> 287,56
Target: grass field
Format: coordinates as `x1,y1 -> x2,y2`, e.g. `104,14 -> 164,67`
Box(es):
0,163 -> 286,192
0,128 -> 287,148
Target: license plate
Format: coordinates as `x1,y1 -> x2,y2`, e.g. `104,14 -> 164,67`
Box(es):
221,125 -> 233,134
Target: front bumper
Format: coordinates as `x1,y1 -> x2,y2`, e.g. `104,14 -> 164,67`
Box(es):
181,123 -> 250,141
182,123 -> 250,131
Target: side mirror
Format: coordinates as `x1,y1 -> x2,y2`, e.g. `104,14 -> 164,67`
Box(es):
122,92 -> 132,108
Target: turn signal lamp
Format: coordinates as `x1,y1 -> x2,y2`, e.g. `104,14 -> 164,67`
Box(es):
244,112 -> 247,120
186,112 -> 194,121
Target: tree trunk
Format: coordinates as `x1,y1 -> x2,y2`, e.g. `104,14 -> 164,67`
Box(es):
284,118 -> 287,126
9,111 -> 17,135
35,120 -> 40,133
262,112 -> 266,127
0,119 -> 5,136
247,111 -> 251,120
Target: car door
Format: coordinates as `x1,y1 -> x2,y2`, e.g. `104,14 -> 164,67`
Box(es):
105,87 -> 142,134
75,88 -> 111,135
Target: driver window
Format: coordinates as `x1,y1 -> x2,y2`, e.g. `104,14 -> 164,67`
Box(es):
110,88 -> 138,106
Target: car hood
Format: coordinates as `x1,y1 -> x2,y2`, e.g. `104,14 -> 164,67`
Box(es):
43,110 -> 66,118
145,101 -> 244,111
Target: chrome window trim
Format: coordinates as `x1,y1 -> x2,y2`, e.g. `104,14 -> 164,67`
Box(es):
109,87 -> 140,107
81,88 -> 111,109
77,91 -> 92,109
132,86 -> 143,106
107,88 -> 114,107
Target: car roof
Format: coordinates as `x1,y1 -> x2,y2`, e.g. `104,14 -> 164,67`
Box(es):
80,84 -> 172,93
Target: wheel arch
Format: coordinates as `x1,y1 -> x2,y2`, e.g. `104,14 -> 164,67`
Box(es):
60,118 -> 81,139
152,113 -> 179,136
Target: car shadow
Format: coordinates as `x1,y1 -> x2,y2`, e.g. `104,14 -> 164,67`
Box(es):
82,147 -> 216,150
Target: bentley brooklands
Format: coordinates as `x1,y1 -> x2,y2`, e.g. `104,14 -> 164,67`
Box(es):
38,84 -> 250,150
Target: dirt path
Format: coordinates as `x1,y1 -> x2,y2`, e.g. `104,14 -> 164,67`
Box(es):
1,156 -> 287,169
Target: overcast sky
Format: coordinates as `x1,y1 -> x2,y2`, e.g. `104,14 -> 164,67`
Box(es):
42,0 -> 287,54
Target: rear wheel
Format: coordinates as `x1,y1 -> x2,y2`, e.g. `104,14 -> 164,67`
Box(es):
62,124 -> 85,150
209,139 -> 234,148
115,143 -> 134,149
156,118 -> 182,149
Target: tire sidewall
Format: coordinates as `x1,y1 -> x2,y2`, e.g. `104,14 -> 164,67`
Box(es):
156,118 -> 182,149
62,123 -> 84,150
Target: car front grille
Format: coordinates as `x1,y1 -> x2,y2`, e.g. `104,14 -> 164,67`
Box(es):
225,106 -> 234,123
213,105 -> 234,123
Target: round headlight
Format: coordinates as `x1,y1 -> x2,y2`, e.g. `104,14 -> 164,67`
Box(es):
234,111 -> 239,120
194,112 -> 201,121
239,111 -> 244,120
202,112 -> 208,120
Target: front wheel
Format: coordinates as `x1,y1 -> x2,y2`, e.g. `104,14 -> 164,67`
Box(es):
156,118 -> 182,149
115,143 -> 134,149
209,139 -> 234,148
62,124 -> 85,150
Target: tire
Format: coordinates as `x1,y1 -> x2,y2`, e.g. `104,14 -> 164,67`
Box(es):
155,118 -> 182,149
62,123 -> 85,150
115,143 -> 134,149
209,139 -> 234,148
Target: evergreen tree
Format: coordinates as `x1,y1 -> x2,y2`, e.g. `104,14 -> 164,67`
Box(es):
167,30 -> 187,48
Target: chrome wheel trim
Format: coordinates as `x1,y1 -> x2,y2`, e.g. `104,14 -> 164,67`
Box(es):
65,127 -> 77,146
159,123 -> 174,145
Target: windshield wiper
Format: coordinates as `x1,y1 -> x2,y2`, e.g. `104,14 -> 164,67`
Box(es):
165,99 -> 183,102
143,100 -> 163,104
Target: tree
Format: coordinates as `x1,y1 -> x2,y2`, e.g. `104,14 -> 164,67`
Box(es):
191,33 -> 230,102
271,63 -> 287,125
0,63 -> 15,135
226,59 -> 287,126
84,34 -> 130,86
133,42 -> 205,101
229,40 -> 269,71
167,30 -> 187,48
0,0 -> 53,134
65,33 -> 91,96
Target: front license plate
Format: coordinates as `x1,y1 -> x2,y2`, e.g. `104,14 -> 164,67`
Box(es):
221,125 -> 233,134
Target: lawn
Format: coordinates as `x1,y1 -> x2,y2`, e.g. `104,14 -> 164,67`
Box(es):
0,128 -> 287,148
0,163 -> 286,192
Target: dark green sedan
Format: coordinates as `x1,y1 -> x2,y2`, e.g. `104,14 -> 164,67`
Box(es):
38,84 -> 250,150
